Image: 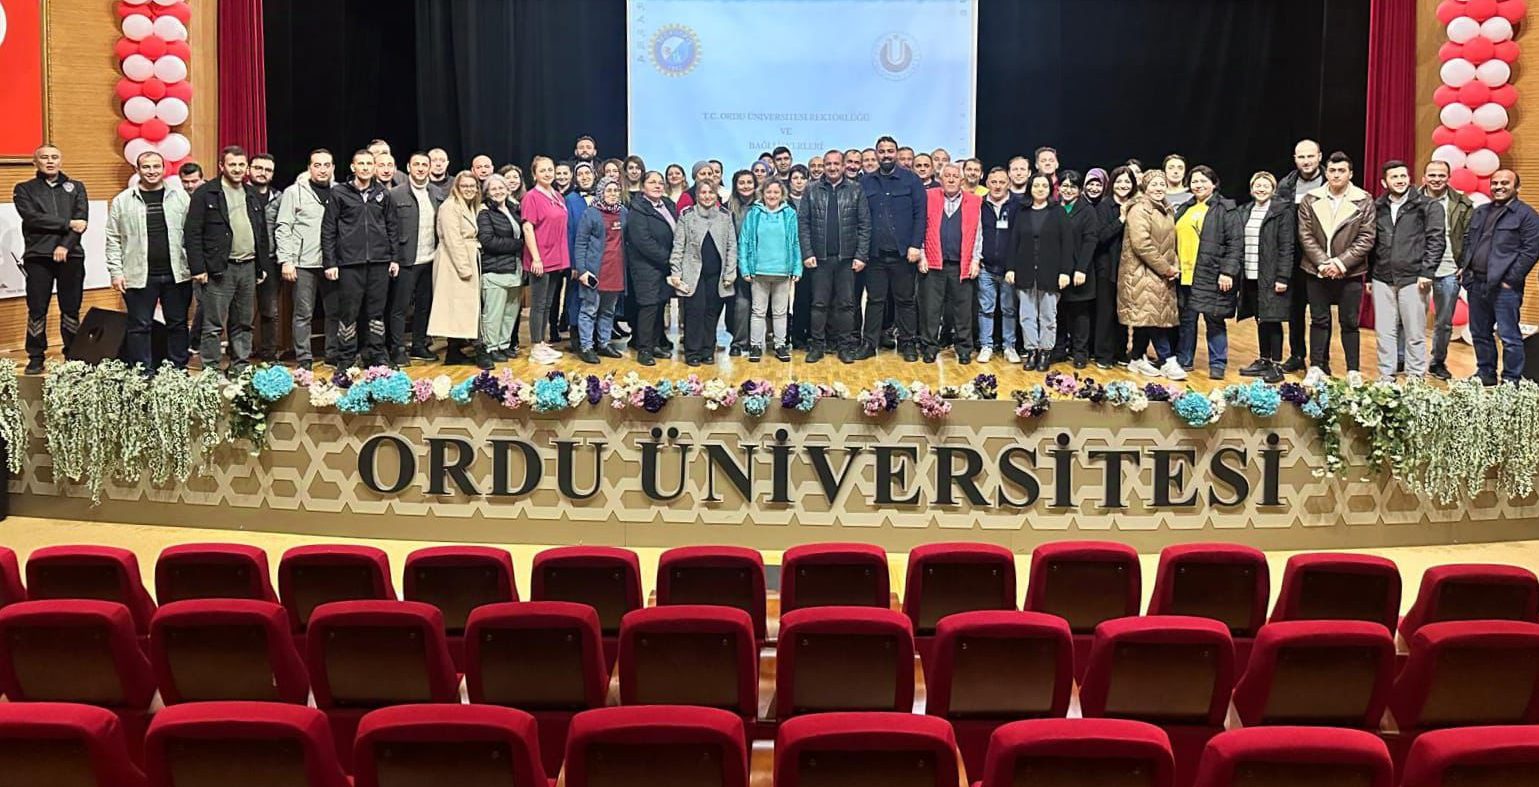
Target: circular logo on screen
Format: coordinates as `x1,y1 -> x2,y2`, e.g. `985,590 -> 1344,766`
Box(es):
873,33 -> 919,80
650,24 -> 700,77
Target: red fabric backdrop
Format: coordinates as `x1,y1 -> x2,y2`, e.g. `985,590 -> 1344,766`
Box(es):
218,0 -> 268,154
1363,0 -> 1418,189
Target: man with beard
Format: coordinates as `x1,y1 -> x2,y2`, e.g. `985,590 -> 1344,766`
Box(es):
426,148 -> 451,200
1276,138 -> 1324,372
859,136 -> 927,360
387,152 -> 445,364
1368,160 -> 1444,380
249,153 -> 282,361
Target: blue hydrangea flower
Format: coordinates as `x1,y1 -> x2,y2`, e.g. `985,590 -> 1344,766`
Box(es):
371,371 -> 414,405
1173,390 -> 1213,427
450,378 -> 476,405
250,365 -> 295,401
533,375 -> 570,412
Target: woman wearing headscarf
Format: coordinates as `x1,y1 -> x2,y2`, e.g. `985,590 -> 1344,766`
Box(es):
1092,166 -> 1137,368
1084,168 -> 1109,207
1236,171 -> 1294,383
573,176 -> 629,364
668,179 -> 738,366
750,160 -> 773,189
475,174 -> 524,369
1173,165 -> 1241,379
1056,170 -> 1101,368
428,171 -> 483,365
1119,170 -> 1184,379
624,170 -> 678,365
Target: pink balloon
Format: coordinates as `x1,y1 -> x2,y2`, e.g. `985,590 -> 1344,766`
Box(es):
165,81 -> 193,102
140,118 -> 170,142
1498,0 -> 1527,22
1488,129 -> 1514,154
114,38 -> 139,61
1439,41 -> 1464,61
1449,167 -> 1479,193
1435,85 -> 1461,106
115,78 -> 142,101
1433,125 -> 1457,147
1464,36 -> 1496,62
1438,0 -> 1463,24
1491,84 -> 1518,106
141,77 -> 167,101
1459,81 -> 1492,105
1467,0 -> 1499,21
1495,41 -> 1520,62
157,2 -> 191,23
117,120 -> 142,142
138,35 -> 167,60
1454,124 -> 1488,152
1476,176 -> 1493,196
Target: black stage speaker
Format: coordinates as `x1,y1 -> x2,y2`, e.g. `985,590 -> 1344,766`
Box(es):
68,308 -> 128,364
1524,333 -> 1539,383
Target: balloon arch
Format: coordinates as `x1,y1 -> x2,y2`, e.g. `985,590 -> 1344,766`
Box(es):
112,0 -> 194,175
1433,0 -> 1525,202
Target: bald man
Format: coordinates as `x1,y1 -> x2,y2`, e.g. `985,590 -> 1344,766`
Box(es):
1276,138 -> 1323,372
12,144 -> 89,373
471,155 -> 495,185
1462,169 -> 1539,384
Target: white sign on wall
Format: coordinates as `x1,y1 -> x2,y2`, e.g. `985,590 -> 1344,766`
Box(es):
0,201 -> 112,299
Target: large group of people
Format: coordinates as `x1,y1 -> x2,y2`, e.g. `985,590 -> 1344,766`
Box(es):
12,134 -> 1539,385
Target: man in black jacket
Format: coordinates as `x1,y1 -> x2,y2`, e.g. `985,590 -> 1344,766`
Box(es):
184,145 -> 269,373
798,149 -> 871,364
1369,160 -> 1445,379
387,152 -> 444,365
1275,139 -> 1324,372
12,145 -> 89,373
859,136 -> 927,361
322,149 -> 401,369
249,153 -> 282,361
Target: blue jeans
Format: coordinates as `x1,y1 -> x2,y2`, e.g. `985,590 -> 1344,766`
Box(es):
1016,288 -> 1059,350
1176,284 -> 1229,372
1466,277 -> 1524,381
124,273 -> 192,371
1131,326 -> 1172,363
1429,273 -> 1461,367
977,268 -> 1017,350
578,286 -> 621,350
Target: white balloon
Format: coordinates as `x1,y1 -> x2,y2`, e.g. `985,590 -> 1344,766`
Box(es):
1473,102 -> 1510,132
122,54 -> 155,82
1467,149 -> 1502,177
155,97 -> 190,126
1477,59 -> 1512,87
124,138 -> 156,165
151,0 -> 180,5
152,15 -> 187,42
1441,58 -> 1478,87
159,133 -> 191,162
121,13 -> 153,41
123,96 -> 158,124
1471,191 -> 1492,208
1433,145 -> 1468,169
1448,16 -> 1481,43
1482,16 -> 1514,42
152,55 -> 187,84
1441,102 -> 1475,128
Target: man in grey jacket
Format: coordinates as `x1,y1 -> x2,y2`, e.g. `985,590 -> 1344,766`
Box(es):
106,151 -> 192,371
275,149 -> 335,369
387,152 -> 444,365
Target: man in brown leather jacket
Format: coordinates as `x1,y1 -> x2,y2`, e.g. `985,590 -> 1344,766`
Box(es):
1297,151 -> 1376,376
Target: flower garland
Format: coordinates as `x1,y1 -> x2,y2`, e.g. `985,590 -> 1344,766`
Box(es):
0,359 -> 26,475
740,379 -> 775,417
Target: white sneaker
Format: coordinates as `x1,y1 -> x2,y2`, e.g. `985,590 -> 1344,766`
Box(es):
1004,347 -> 1021,364
1160,358 -> 1188,380
532,345 -> 559,365
977,347 -> 993,363
544,343 -> 564,358
1127,358 -> 1161,377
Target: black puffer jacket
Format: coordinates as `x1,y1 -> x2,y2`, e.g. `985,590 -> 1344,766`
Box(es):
1093,198 -> 1127,281
12,171 -> 88,259
798,177 -> 870,262
1176,195 -> 1243,318
477,201 -> 525,276
1240,199 -> 1296,323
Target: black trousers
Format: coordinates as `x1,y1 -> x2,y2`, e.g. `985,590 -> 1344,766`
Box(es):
335,263 -> 391,366
807,257 -> 857,351
1062,299 -> 1094,361
635,302 -> 666,356
919,261 -> 973,354
682,289 -> 724,360
1093,270 -> 1126,363
791,270 -> 812,346
123,273 -> 192,370
255,264 -> 281,359
23,255 -> 85,362
1258,321 -> 1284,361
386,262 -> 432,357
1305,276 -> 1363,372
861,252 -> 917,350
1287,269 -> 1309,361
548,274 -> 567,336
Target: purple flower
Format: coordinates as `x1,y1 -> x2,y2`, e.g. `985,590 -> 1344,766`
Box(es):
780,384 -> 802,409
1279,382 -> 1309,405
882,383 -> 901,411
331,368 -> 352,388
641,387 -> 668,413
471,370 -> 504,400
586,375 -> 604,405
972,374 -> 998,400
1143,383 -> 1173,402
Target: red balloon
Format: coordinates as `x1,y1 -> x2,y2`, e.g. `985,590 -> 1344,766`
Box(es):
115,78 -> 143,101
1498,0 -> 1527,22
157,2 -> 191,23
140,118 -> 170,142
1491,84 -> 1519,106
1459,82 -> 1492,105
138,35 -> 167,60
1433,125 -> 1457,146
114,37 -> 139,61
1435,85 -> 1461,106
165,81 -> 194,102
1437,0 -> 1463,24
1449,167 -> 1479,193
115,1 -> 141,18
1454,125 -> 1489,152
1463,36 -> 1496,63
1495,41 -> 1520,62
167,41 -> 192,61
1467,0 -> 1500,21
1439,41 -> 1464,61
1488,129 -> 1514,153
141,77 -> 167,100
117,120 -> 142,142
1476,176 -> 1493,196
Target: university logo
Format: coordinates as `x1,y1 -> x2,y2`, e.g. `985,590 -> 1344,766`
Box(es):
650,24 -> 700,77
873,32 -> 918,80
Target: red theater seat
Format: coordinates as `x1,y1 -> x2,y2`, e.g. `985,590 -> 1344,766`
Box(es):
618,606 -> 759,724
903,543 -> 1016,661
143,701 -> 350,787
1231,620 -> 1395,729
0,546 -> 26,607
563,706 -> 749,787
530,546 -> 643,670
780,543 -> 891,613
305,600 -> 460,770
924,610 -> 1074,781
0,702 -> 146,787
465,601 -> 608,775
1023,541 -> 1140,679
403,546 -> 518,670
27,545 -> 157,641
773,712 -> 959,787
775,606 -> 915,719
0,600 -> 156,755
1079,615 -> 1236,787
1271,553 -> 1401,631
656,546 -> 768,643
277,545 -> 395,654
978,718 -> 1174,787
1401,726 -> 1539,787
154,543 -> 277,603
1399,564 -> 1539,640
149,599 -> 310,704
353,704 -> 548,787
1192,727 -> 1394,787
1148,544 -> 1268,671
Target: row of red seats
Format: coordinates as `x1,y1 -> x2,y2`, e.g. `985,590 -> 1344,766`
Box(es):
4,595 -> 1536,781
8,701 -> 1535,787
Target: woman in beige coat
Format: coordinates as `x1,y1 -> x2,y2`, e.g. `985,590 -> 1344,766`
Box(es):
429,171 -> 483,364
1118,170 -> 1185,379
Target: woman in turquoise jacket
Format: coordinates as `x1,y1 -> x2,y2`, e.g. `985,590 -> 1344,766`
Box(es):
738,179 -> 802,361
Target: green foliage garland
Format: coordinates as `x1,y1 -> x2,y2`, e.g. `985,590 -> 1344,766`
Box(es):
0,359 -> 25,475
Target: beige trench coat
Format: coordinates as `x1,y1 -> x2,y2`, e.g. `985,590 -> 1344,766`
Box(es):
428,199 -> 481,339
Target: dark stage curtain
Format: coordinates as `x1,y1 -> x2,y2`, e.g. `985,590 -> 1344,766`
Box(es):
414,0 -> 627,172
1364,0 -> 1418,194
262,0 -> 419,180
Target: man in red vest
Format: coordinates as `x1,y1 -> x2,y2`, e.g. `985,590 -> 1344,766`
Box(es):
919,163 -> 983,363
